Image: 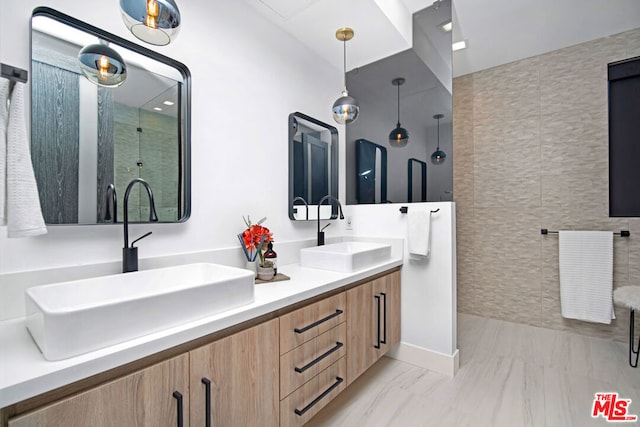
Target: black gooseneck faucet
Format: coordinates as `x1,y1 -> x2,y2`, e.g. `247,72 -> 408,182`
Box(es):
317,195 -> 344,246
123,178 -> 158,273
105,183 -> 117,223
292,196 -> 309,220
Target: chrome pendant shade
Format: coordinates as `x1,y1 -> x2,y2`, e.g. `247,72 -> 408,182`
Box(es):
78,42 -> 127,88
332,27 -> 359,124
430,113 -> 446,164
389,77 -> 408,147
119,0 -> 181,46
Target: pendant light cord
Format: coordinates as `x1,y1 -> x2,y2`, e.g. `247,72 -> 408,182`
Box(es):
343,39 -> 347,90
396,83 -> 400,126
436,115 -> 440,149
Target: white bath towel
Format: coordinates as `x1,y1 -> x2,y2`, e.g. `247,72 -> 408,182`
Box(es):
0,79 -> 8,224
559,230 -> 614,324
1,81 -> 47,237
407,209 -> 431,259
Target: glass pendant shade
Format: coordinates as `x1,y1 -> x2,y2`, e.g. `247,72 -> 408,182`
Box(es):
431,149 -> 446,164
389,123 -> 409,147
120,0 -> 181,46
389,77 -> 408,147
332,91 -> 360,124
430,113 -> 446,165
333,27 -> 359,124
78,43 -> 127,88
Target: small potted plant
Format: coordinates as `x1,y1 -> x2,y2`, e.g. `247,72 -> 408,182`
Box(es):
238,216 -> 275,280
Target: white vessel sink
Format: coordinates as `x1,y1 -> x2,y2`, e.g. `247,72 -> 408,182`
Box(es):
25,263 -> 254,361
300,241 -> 392,273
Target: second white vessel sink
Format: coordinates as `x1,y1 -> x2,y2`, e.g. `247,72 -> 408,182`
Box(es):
25,263 -> 254,360
300,241 -> 392,273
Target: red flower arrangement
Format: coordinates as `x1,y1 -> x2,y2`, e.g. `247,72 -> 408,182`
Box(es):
238,216 -> 273,265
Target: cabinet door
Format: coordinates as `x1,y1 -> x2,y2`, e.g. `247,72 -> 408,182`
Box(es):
9,355 -> 190,427
373,270 -> 401,356
346,280 -> 376,385
346,270 -> 401,385
189,319 -> 279,427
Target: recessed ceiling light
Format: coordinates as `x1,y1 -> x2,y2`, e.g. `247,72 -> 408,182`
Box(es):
153,107 -> 163,111
439,20 -> 452,32
452,40 -> 467,51
163,100 -> 175,106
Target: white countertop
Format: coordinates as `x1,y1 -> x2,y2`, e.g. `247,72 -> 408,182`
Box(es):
0,258 -> 402,408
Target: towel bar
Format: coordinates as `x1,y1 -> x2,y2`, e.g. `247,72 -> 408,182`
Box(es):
400,206 -> 439,214
1,63 -> 28,84
541,228 -> 630,237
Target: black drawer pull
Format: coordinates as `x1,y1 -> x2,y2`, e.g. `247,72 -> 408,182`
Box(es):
381,292 -> 387,344
202,377 -> 212,427
295,342 -> 344,373
374,295 -> 381,349
173,391 -> 184,427
294,376 -> 344,416
294,309 -> 344,334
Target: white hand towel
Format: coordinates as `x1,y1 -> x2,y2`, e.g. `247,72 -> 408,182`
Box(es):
559,230 -> 614,324
408,210 -> 431,259
4,81 -> 47,237
0,79 -> 8,224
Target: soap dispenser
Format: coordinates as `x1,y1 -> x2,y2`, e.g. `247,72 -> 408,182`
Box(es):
264,242 -> 277,274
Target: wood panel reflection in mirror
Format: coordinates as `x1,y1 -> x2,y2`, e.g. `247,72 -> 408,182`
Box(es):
288,112 -> 339,221
30,7 -> 191,225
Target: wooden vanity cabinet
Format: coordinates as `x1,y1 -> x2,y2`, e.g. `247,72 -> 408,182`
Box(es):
8,354 -> 190,427
346,270 -> 401,384
189,318 -> 279,427
4,268 -> 401,427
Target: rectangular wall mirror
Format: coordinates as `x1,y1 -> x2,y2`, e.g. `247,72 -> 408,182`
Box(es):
30,7 -> 191,225
356,139 -> 387,204
288,112 -> 339,220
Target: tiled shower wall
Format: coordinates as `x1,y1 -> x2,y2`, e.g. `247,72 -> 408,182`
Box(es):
453,27 -> 640,340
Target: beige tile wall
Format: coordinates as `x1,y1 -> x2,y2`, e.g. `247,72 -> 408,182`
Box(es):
453,28 -> 640,341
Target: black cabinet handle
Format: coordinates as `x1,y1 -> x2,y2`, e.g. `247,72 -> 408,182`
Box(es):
381,292 -> 387,345
202,377 -> 212,427
374,295 -> 381,349
294,376 -> 344,416
172,391 -> 184,427
294,342 -> 344,373
294,309 -> 343,334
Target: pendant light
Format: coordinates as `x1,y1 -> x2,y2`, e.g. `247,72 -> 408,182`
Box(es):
389,77 -> 409,147
119,0 -> 181,46
430,113 -> 446,164
78,41 -> 127,88
332,27 -> 359,124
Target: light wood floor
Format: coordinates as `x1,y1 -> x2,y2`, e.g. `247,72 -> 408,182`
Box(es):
308,314 -> 640,427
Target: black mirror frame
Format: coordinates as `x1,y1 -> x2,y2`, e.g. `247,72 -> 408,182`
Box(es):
288,112 -> 339,220
31,6 -> 192,224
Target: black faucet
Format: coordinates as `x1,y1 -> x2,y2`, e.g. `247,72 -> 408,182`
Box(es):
317,195 -> 344,246
105,184 -> 117,223
123,178 -> 158,273
292,196 -> 309,220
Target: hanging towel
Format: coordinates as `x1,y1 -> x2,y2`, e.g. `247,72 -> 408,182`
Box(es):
0,79 -> 8,225
1,80 -> 47,237
407,209 -> 431,259
559,230 -> 614,324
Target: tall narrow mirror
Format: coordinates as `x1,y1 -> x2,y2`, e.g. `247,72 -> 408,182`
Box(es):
288,112 -> 339,220
30,7 -> 191,225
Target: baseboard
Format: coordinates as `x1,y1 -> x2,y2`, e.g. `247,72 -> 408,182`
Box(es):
385,342 -> 459,377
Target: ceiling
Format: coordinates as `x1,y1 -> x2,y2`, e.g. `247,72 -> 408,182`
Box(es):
242,0 -> 640,77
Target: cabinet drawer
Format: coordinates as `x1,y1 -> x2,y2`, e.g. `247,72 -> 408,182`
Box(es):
280,322 -> 346,399
279,356 -> 346,427
280,292 -> 346,355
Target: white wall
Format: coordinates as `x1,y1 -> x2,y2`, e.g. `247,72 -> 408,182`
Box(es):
0,0 -> 340,273
344,202 -> 458,375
